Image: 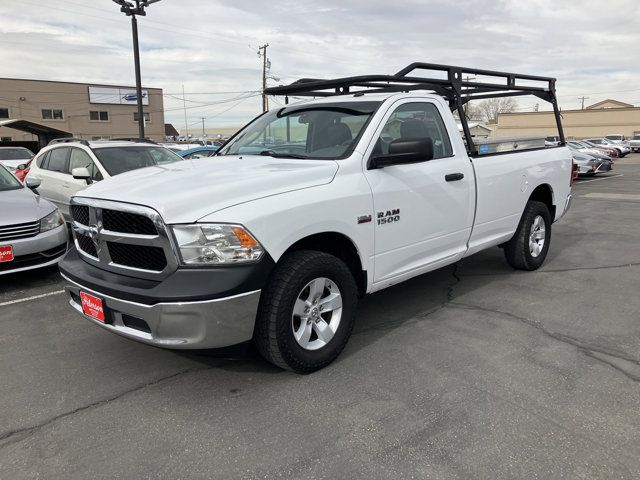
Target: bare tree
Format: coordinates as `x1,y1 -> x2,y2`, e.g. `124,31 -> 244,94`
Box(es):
475,98 -> 517,123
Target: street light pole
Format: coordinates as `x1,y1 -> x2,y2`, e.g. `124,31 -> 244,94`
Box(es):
113,0 -> 161,139
131,14 -> 145,138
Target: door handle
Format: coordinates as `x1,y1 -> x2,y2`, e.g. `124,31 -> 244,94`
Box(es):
445,173 -> 464,182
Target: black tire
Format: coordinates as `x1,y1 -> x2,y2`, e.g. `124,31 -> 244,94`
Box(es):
503,201 -> 552,271
254,250 -> 358,373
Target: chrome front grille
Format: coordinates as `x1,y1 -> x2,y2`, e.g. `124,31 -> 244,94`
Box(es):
0,220 -> 40,242
70,198 -> 177,279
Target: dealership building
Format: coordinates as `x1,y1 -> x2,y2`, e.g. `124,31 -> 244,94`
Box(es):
0,78 -> 165,143
495,99 -> 640,139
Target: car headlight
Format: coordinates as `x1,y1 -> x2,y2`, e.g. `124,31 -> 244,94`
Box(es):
40,209 -> 65,232
172,224 -> 264,265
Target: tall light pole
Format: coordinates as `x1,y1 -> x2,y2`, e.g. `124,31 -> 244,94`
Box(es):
113,0 -> 161,139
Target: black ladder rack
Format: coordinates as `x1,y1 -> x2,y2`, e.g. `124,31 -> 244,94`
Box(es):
264,62 -> 565,156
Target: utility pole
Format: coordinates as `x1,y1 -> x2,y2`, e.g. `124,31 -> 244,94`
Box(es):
200,117 -> 206,137
182,84 -> 189,139
579,96 -> 589,110
113,0 -> 161,139
258,43 -> 269,112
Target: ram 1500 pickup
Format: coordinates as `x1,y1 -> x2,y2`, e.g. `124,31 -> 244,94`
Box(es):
59,63 -> 572,373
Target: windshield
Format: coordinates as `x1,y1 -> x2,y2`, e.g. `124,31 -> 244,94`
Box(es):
93,146 -> 181,176
0,147 -> 33,160
218,101 -> 382,160
0,164 -> 22,191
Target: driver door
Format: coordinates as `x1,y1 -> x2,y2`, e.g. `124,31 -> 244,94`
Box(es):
363,99 -> 475,287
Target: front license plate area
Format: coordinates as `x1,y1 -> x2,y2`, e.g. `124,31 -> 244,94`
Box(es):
0,245 -> 14,263
80,291 -> 106,323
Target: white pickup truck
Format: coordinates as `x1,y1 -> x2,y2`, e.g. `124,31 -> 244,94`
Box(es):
60,63 -> 572,373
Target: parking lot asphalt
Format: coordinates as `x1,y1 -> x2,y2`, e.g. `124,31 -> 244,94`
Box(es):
1,154 -> 639,479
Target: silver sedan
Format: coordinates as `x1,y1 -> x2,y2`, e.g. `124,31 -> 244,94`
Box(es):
0,163 -> 68,275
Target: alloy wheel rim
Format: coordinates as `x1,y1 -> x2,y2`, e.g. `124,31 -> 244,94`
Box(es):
291,277 -> 343,351
529,215 -> 546,258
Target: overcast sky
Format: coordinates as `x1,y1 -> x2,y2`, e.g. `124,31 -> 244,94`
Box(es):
1,0 -> 639,132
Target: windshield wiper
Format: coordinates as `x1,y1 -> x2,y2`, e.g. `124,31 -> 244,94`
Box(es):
259,150 -> 308,159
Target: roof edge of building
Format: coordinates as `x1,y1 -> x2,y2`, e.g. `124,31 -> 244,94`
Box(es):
0,77 -> 162,91
500,105 -> 639,116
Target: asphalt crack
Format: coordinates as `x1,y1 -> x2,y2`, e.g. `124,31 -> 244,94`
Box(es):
0,366 -> 205,448
449,301 -> 640,383
446,261 -> 461,301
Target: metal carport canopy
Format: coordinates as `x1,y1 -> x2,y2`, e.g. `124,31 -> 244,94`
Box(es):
0,119 -> 71,147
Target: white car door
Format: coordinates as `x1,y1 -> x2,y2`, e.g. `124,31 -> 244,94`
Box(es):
65,148 -> 104,210
363,99 -> 475,287
32,147 -> 71,215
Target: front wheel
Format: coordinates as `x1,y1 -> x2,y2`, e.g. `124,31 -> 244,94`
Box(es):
254,250 -> 358,373
503,201 -> 552,271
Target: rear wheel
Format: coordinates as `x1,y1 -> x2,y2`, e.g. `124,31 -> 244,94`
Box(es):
254,250 -> 358,373
504,201 -> 551,271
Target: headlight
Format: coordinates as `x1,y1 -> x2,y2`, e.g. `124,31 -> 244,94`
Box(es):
172,224 -> 263,265
40,209 -> 65,232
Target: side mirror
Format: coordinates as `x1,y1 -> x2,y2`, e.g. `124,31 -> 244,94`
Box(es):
25,177 -> 41,190
71,167 -> 93,184
369,137 -> 434,169
16,164 -> 27,171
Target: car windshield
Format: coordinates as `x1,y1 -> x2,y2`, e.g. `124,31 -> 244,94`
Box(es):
0,164 -> 22,191
93,146 -> 181,176
218,101 -> 382,160
633,136 -> 640,140
0,147 -> 33,160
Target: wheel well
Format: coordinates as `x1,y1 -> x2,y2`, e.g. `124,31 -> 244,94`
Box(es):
283,232 -> 367,297
529,184 -> 556,220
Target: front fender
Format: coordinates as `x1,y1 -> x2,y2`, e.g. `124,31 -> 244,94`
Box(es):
199,177 -> 375,290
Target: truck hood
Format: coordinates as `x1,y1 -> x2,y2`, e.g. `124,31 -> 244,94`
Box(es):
75,155 -> 339,223
0,187 -> 56,226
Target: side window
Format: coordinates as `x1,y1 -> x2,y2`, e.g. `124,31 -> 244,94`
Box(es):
376,102 -> 453,159
68,148 -> 103,181
36,151 -> 50,168
46,147 -> 70,172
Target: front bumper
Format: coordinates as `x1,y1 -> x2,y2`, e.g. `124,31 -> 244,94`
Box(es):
63,273 -> 261,349
0,224 -> 68,275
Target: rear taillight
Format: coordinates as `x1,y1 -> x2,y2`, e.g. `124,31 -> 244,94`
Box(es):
570,160 -> 578,186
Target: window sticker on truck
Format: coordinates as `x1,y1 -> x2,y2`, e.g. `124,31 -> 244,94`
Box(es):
377,209 -> 400,225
